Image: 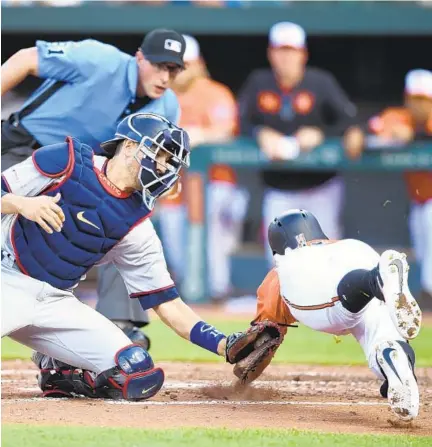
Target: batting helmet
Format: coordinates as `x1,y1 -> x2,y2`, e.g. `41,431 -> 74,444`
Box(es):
268,209 -> 328,255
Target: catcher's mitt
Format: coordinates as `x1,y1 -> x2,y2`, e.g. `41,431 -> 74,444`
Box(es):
225,320 -> 284,385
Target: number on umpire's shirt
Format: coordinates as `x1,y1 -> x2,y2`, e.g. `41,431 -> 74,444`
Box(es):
46,42 -> 70,57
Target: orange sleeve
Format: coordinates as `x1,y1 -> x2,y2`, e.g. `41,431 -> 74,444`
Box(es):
252,269 -> 296,334
368,107 -> 413,137
205,81 -> 239,184
205,82 -> 238,135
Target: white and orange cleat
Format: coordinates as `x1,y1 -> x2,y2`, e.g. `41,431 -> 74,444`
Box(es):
378,250 -> 422,340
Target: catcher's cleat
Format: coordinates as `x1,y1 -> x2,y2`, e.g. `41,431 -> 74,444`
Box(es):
42,389 -> 74,398
378,250 -> 422,340
376,340 -> 419,421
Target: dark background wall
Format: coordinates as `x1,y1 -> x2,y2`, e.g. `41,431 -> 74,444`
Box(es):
3,33 -> 432,106
2,32 -> 430,248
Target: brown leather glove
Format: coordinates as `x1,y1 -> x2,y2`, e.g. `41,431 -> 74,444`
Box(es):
225,320 -> 284,385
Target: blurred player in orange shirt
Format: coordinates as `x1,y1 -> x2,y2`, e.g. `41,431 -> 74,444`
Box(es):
158,35 -> 248,299
368,69 -> 432,301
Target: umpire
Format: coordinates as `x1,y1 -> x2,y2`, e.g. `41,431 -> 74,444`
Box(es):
1,29 -> 186,348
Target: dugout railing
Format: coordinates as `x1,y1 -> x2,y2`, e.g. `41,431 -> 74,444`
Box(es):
181,139 -> 432,303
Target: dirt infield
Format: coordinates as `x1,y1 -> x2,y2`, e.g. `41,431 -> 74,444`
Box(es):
2,360 -> 432,436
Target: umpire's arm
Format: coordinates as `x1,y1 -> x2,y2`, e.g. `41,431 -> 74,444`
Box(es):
1,47 -> 39,96
1,40 -> 95,96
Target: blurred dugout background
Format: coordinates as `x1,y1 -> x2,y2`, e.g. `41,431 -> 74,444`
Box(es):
2,0 -> 432,310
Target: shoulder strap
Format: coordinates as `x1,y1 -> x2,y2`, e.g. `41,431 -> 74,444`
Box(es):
16,81 -> 66,122
32,137 -> 77,178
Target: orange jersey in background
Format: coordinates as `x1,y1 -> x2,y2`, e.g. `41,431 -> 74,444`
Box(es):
369,107 -> 432,204
252,268 -> 296,335
161,78 -> 238,207
178,77 -> 238,183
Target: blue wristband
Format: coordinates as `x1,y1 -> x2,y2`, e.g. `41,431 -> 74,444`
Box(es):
190,321 -> 226,355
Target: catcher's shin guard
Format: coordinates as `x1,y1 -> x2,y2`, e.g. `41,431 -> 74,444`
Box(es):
93,344 -> 164,400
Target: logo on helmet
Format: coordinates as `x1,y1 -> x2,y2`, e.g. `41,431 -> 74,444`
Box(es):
295,233 -> 307,247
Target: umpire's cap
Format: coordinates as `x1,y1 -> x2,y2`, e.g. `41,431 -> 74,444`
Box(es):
268,209 -> 328,255
140,29 -> 186,68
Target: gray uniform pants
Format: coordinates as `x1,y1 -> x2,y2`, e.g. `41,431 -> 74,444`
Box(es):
1,146 -> 149,327
96,264 -> 149,327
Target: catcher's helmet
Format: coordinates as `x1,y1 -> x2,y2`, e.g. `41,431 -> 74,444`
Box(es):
268,209 -> 328,255
100,112 -> 190,209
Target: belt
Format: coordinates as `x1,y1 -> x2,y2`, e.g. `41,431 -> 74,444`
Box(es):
285,296 -> 340,311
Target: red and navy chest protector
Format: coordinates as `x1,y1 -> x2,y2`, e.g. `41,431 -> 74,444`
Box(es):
12,137 -> 151,290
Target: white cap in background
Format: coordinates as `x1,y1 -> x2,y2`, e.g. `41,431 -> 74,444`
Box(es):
268,22 -> 306,50
405,69 -> 432,98
182,34 -> 201,62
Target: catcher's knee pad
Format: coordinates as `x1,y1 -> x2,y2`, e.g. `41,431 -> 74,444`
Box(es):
94,344 -> 164,401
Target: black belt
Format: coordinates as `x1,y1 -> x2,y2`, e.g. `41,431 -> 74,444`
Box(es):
2,80 -> 65,153
1,117 -> 42,153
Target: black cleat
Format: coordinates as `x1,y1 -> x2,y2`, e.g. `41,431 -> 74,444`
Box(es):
380,379 -> 389,398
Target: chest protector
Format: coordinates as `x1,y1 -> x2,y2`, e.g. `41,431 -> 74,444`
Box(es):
12,137 -> 151,290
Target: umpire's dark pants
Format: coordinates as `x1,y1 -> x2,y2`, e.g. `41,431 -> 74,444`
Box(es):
1,144 -> 149,327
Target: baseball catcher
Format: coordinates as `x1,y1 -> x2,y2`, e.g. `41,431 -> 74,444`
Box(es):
1,112 -> 246,401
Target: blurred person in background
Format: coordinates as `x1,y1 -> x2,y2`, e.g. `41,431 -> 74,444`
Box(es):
367,69 -> 432,303
159,34 -> 247,300
238,21 -> 363,264
1,28 -> 186,346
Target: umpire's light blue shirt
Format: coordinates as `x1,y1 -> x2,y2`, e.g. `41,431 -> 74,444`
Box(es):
20,40 -> 180,151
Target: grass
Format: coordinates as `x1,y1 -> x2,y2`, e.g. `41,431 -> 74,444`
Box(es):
2,426 -> 431,447
2,318 -> 432,366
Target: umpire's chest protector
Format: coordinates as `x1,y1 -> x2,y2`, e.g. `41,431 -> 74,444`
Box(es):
11,137 -> 151,290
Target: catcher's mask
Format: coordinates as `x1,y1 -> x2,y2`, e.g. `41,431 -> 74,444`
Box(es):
101,112 -> 190,209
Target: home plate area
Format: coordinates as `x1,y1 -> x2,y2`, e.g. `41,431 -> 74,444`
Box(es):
2,360 -> 432,435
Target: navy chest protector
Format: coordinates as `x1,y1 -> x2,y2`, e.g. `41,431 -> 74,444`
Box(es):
12,137 -> 151,290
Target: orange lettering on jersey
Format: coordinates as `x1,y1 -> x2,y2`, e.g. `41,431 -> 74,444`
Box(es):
95,168 -> 132,199
293,91 -> 315,115
258,91 -> 281,114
